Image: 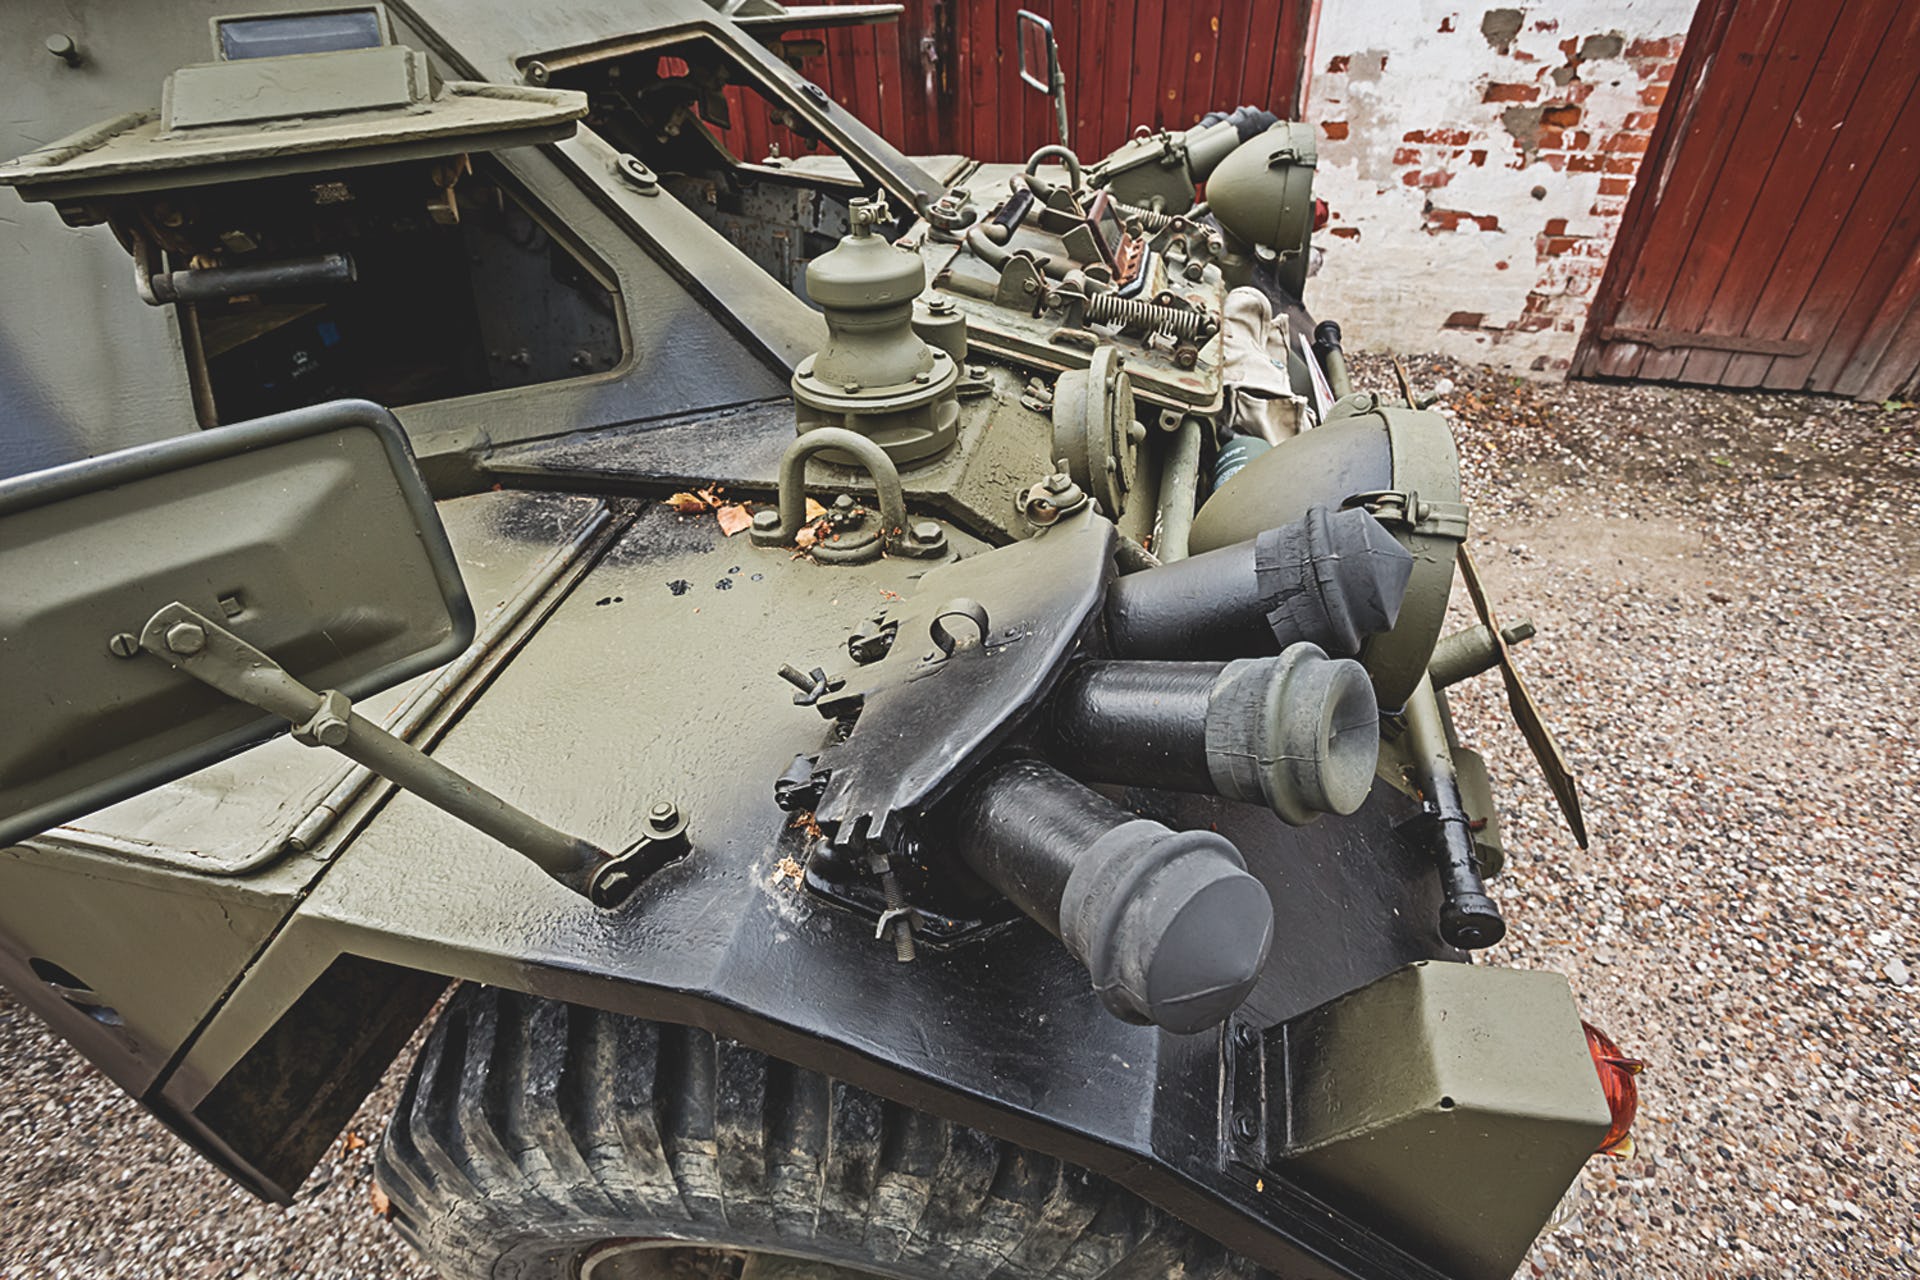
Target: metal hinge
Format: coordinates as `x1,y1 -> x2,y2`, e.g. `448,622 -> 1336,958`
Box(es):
1220,1017 -> 1271,1174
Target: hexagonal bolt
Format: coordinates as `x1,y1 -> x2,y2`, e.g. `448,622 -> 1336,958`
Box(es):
647,802 -> 681,834
305,711 -> 350,748
164,622 -> 206,655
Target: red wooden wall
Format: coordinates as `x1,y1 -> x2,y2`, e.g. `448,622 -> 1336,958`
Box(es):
1576,0 -> 1920,400
718,1 -> 1313,166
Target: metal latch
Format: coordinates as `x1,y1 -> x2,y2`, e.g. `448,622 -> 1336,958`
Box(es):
1344,489 -> 1470,540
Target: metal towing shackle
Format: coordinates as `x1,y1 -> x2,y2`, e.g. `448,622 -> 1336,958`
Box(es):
750,427 -> 948,562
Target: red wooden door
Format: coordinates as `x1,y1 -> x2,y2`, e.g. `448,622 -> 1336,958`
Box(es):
744,1 -> 1313,166
1576,0 -> 1920,400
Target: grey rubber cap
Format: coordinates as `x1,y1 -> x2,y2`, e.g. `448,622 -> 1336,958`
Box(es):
1204,645 -> 1382,825
1058,820 -> 1274,1034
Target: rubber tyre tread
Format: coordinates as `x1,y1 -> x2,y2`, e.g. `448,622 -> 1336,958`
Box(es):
378,984 -> 1269,1280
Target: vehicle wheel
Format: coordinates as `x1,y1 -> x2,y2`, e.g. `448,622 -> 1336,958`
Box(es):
378,984 -> 1263,1280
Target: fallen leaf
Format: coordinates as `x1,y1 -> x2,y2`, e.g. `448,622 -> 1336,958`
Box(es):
370,1185 -> 392,1218
795,518 -> 830,549
342,1131 -> 366,1153
805,498 -> 829,521
716,504 -> 753,537
666,491 -> 711,514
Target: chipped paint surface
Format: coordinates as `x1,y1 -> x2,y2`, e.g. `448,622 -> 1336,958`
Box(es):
1306,0 -> 1694,374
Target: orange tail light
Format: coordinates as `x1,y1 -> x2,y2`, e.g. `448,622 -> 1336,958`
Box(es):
1583,1021 -> 1645,1158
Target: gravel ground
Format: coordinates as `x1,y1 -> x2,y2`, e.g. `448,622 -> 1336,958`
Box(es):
2,362 -> 1916,1279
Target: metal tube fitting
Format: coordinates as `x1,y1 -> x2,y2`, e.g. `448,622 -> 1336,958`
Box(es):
1106,505 -> 1414,663
945,759 -> 1274,1033
1051,647 -> 1380,824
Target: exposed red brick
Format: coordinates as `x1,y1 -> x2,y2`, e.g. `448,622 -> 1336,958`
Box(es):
1544,217 -> 1569,236
1483,82 -> 1540,103
1415,169 -> 1453,189
1565,130 -> 1593,149
1598,176 -> 1633,195
1518,315 -> 1555,333
1626,36 -> 1678,58
1541,235 -> 1580,257
1439,16 -> 1454,32
1535,19 -> 1561,32
1402,170 -> 1422,187
1542,104 -> 1582,128
1404,127 -> 1472,146
1537,128 -> 1565,150
1321,120 -> 1350,140
1539,153 -> 1567,171
1624,111 -> 1663,130
1329,226 -> 1361,239
1604,155 -> 1640,173
1559,37 -> 1580,60
1426,209 -> 1501,234
1470,148 -> 1488,166
1443,311 -> 1486,329
1640,84 -> 1670,107
1393,146 -> 1422,166
1602,132 -> 1650,154
1567,153 -> 1605,173
1327,54 -> 1351,73
1496,260 -> 1511,271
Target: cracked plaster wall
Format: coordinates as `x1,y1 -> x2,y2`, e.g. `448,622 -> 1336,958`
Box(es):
1305,0 -> 1696,374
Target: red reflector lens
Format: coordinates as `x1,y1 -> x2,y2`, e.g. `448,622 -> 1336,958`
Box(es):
1583,1021 -> 1645,1159
1313,198 -> 1330,231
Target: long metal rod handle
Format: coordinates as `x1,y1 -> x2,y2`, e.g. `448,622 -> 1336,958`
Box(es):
137,602 -> 610,896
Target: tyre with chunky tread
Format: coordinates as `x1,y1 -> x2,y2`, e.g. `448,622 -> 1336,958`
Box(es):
378,984 -> 1265,1280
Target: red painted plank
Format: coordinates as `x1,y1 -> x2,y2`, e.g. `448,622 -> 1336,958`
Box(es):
1635,0 -> 1846,383
1097,0 -> 1139,147
1128,0 -> 1166,138
1239,0 -> 1285,113
1266,0 -> 1310,116
1574,0 -> 1739,378
873,13 -> 907,149
1213,1 -> 1255,116
1757,76 -> 1920,390
998,1 -> 1029,167
1835,245 -> 1920,397
1595,0 -> 1800,379
1786,137 -> 1920,389
1676,0 -> 1902,385
1153,2 -> 1190,131
1716,29 -> 1920,383
1180,9 -> 1223,129
1856,282 -> 1920,401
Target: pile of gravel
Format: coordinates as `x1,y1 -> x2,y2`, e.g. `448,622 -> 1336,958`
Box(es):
1,360 -> 1913,1278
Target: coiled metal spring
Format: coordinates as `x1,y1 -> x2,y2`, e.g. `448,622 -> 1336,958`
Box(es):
1082,292 -> 1219,341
